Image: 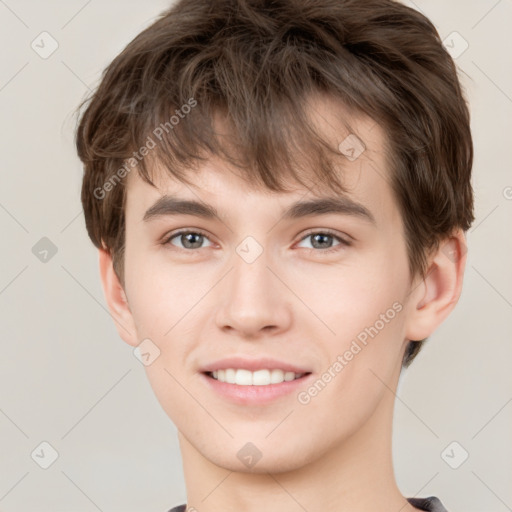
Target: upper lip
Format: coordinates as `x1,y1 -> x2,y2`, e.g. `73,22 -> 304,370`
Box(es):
200,357 -> 311,374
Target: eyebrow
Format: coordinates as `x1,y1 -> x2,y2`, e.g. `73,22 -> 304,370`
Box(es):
142,194 -> 376,225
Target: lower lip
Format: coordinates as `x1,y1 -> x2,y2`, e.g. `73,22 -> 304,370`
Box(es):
200,372 -> 313,405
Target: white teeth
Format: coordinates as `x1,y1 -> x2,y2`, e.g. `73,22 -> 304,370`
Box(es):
225,368 -> 237,384
270,369 -> 284,384
210,368 -> 305,385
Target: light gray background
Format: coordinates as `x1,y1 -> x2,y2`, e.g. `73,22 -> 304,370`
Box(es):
0,1 -> 511,511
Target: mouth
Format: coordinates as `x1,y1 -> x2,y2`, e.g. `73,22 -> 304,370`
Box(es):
204,368 -> 310,386
200,367 -> 313,405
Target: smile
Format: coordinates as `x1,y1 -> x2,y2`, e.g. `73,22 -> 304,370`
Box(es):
201,370 -> 313,405
208,368 -> 307,386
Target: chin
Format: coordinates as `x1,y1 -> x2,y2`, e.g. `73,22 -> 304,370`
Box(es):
207,445 -> 315,474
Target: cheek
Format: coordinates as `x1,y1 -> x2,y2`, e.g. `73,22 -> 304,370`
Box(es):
295,310 -> 405,442
142,360 -> 198,435
291,260 -> 407,407
289,254 -> 404,337
125,252 -> 202,338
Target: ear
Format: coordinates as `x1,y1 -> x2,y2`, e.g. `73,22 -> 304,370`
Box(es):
98,247 -> 139,347
405,229 -> 468,342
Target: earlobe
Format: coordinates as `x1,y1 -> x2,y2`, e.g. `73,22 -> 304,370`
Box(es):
98,248 -> 139,347
405,230 -> 468,342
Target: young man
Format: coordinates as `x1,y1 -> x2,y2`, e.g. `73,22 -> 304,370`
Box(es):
74,0 -> 474,511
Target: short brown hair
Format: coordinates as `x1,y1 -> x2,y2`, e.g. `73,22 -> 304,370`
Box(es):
74,0 -> 474,367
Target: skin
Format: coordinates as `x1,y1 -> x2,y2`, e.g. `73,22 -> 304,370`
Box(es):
99,95 -> 467,512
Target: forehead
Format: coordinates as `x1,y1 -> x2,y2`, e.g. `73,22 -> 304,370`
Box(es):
125,94 -> 396,224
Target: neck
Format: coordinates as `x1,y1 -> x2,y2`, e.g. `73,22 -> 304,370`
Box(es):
177,366 -> 420,512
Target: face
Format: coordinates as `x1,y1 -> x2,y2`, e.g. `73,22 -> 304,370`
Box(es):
119,96 -> 418,473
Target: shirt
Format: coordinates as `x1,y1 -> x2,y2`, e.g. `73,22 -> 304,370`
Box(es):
167,495 -> 448,512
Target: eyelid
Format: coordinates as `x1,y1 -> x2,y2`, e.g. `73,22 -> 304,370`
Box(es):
298,227 -> 353,244
162,227 -> 214,246
163,227 -> 350,242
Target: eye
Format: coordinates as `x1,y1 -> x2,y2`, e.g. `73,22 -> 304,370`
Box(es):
162,228 -> 351,254
296,229 -> 351,254
163,229 -> 213,250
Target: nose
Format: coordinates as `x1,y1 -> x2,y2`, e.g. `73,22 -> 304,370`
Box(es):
214,246 -> 292,338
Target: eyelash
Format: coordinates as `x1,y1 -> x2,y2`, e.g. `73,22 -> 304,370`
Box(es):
162,228 -> 351,255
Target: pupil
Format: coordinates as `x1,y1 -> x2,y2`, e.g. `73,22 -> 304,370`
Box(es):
313,233 -> 331,248
184,233 -> 202,248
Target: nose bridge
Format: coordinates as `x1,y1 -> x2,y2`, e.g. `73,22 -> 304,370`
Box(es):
230,235 -> 274,302
215,234 -> 291,334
